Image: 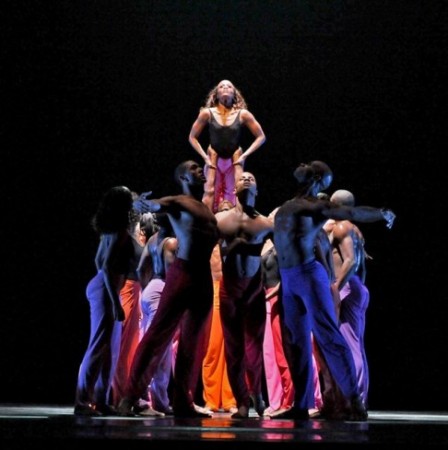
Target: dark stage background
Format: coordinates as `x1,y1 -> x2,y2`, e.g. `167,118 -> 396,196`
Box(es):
3,1 -> 446,411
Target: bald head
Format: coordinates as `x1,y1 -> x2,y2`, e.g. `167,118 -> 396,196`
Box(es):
330,189 -> 355,206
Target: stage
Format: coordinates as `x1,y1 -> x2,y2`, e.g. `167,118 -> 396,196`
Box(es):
1,405 -> 447,448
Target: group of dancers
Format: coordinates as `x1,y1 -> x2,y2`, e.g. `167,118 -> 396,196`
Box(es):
74,80 -> 396,421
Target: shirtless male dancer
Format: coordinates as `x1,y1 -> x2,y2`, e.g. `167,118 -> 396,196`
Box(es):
118,160 -> 219,418
273,161 -> 395,421
323,189 -> 372,410
216,171 -> 274,418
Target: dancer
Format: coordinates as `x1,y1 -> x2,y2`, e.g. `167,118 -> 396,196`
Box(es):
117,160 -> 219,418
189,79 -> 266,212
75,186 -> 138,416
202,200 -> 237,414
324,189 -> 371,409
138,213 -> 177,415
111,207 -> 146,408
273,161 -> 395,420
216,171 -> 273,418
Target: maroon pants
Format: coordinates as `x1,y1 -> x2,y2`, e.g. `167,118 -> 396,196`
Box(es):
125,258 -> 213,409
219,269 -> 266,408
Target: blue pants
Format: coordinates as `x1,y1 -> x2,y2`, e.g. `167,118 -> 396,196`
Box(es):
280,260 -> 358,410
75,271 -> 122,407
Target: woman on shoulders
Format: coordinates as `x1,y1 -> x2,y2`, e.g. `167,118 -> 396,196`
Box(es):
188,79 -> 266,212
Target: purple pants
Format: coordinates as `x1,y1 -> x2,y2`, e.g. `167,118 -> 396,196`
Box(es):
339,275 -> 370,405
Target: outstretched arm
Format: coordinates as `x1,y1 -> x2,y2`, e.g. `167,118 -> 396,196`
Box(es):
133,192 -> 179,215
133,191 -> 153,213
323,203 -> 396,229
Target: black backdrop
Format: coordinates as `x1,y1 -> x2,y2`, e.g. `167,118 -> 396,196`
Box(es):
3,1 -> 446,410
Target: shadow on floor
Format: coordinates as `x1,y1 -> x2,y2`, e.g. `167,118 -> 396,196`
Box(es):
1,405 -> 448,448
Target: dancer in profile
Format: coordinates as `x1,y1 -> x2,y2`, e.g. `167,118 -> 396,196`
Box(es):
323,189 -> 372,411
188,79 -> 266,212
138,213 -> 177,415
117,160 -> 219,418
75,186 -> 138,416
273,161 -> 395,420
111,206 -> 146,408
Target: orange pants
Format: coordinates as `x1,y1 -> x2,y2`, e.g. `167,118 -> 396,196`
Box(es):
202,280 -> 236,411
112,279 -> 142,405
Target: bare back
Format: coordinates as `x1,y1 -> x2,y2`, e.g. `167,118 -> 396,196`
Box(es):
217,207 -> 273,278
164,194 -> 219,264
274,197 -> 328,269
329,220 -> 366,288
274,194 -> 385,270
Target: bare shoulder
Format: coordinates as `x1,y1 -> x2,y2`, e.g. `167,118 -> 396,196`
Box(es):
215,207 -> 237,220
197,107 -> 211,121
257,212 -> 274,225
333,220 -> 353,238
239,108 -> 255,121
163,237 -> 178,252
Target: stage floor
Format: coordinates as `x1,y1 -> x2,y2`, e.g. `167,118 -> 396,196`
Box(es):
1,405 -> 448,448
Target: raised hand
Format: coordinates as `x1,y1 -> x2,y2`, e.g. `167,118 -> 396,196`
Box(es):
140,191 -> 153,200
382,209 -> 396,229
133,191 -> 153,213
